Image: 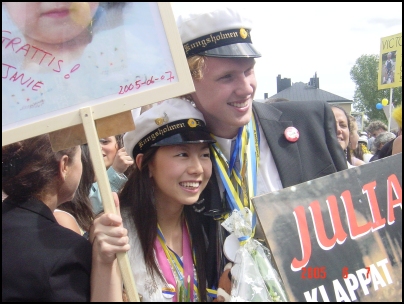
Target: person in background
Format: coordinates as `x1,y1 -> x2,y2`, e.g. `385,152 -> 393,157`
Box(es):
366,133 -> 375,153
176,6 -> 347,290
360,131 -> 368,139
369,131 -> 396,162
366,120 -> 388,151
348,115 -> 366,166
331,106 -> 354,167
354,135 -> 373,163
2,134 -> 128,301
97,98 -> 216,301
54,144 -> 95,238
359,131 -> 368,144
391,105 -> 402,155
371,104 -> 402,160
90,134 -> 134,215
2,135 -> 89,301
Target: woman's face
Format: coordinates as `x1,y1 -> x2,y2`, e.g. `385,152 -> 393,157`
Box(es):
100,136 -> 118,170
332,107 -> 350,151
4,2 -> 99,45
148,143 -> 212,209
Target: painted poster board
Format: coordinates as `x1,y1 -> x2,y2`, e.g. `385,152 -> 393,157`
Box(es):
378,33 -> 402,90
2,2 -> 194,146
252,154 -> 402,302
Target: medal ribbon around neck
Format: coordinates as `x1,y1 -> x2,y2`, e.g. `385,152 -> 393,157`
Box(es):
154,221 -> 198,301
210,115 -> 260,236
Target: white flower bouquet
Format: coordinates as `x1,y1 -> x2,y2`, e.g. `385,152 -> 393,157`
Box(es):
222,208 -> 289,302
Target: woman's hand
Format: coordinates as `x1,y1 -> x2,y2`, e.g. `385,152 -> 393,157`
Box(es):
90,192 -> 130,264
90,192 -> 129,301
112,147 -> 134,174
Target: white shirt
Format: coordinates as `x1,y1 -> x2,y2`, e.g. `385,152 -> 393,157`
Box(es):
121,211 -> 201,302
213,121 -> 283,200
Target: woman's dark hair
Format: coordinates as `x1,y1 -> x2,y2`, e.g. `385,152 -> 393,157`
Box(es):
115,134 -> 124,149
2,134 -> 78,203
58,144 -> 95,233
119,147 -> 208,301
331,105 -> 352,165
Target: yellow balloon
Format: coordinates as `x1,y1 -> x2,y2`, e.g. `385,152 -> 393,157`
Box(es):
382,98 -> 389,106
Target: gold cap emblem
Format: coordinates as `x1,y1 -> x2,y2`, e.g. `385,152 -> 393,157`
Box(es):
188,119 -> 197,128
240,28 -> 248,39
155,112 -> 168,126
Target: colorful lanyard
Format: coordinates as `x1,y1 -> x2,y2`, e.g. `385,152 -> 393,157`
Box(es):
210,115 -> 260,233
154,221 -> 198,301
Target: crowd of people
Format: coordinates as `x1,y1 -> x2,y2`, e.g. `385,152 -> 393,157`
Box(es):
2,4 -> 402,302
330,105 -> 402,168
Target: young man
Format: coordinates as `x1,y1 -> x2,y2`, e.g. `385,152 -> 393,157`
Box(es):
176,6 -> 348,289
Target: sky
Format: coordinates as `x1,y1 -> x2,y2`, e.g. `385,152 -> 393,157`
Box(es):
170,2 -> 402,102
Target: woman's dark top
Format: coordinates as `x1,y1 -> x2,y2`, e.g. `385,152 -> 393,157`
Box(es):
2,197 -> 92,301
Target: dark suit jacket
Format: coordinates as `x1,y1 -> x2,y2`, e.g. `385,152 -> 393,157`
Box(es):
2,197 -> 92,301
198,100 -> 348,288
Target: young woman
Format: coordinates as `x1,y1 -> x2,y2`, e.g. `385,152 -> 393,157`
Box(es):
2,134 -> 128,301
2,135 -> 89,301
90,134 -> 134,215
331,105 -> 355,167
54,144 -> 95,238
348,115 -> 366,166
97,98 -> 216,301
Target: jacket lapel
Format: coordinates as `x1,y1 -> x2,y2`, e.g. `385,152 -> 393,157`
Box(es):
253,102 -> 304,188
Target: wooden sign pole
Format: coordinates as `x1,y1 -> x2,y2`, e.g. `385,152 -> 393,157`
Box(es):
80,107 -> 139,302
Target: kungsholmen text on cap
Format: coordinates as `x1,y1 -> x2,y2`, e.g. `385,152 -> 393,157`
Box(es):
176,7 -> 261,58
123,98 -> 215,159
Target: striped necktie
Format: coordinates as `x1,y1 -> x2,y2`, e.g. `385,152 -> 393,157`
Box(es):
230,139 -> 248,207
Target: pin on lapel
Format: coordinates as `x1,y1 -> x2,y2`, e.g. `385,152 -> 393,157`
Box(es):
284,126 -> 299,142
162,284 -> 175,299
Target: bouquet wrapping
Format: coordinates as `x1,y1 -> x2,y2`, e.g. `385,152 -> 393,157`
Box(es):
221,208 -> 289,302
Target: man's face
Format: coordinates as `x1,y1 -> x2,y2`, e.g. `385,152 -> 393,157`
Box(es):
191,57 -> 257,139
372,128 -> 386,138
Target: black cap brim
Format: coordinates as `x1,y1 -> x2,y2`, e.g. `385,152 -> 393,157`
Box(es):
197,43 -> 261,58
151,130 -> 215,147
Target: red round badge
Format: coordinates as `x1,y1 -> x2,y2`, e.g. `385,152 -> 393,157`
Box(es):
284,127 -> 299,142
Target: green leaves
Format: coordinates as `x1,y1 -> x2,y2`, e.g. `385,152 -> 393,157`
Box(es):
350,54 -> 402,126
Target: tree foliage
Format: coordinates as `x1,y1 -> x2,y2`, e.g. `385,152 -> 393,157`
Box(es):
350,54 -> 402,125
